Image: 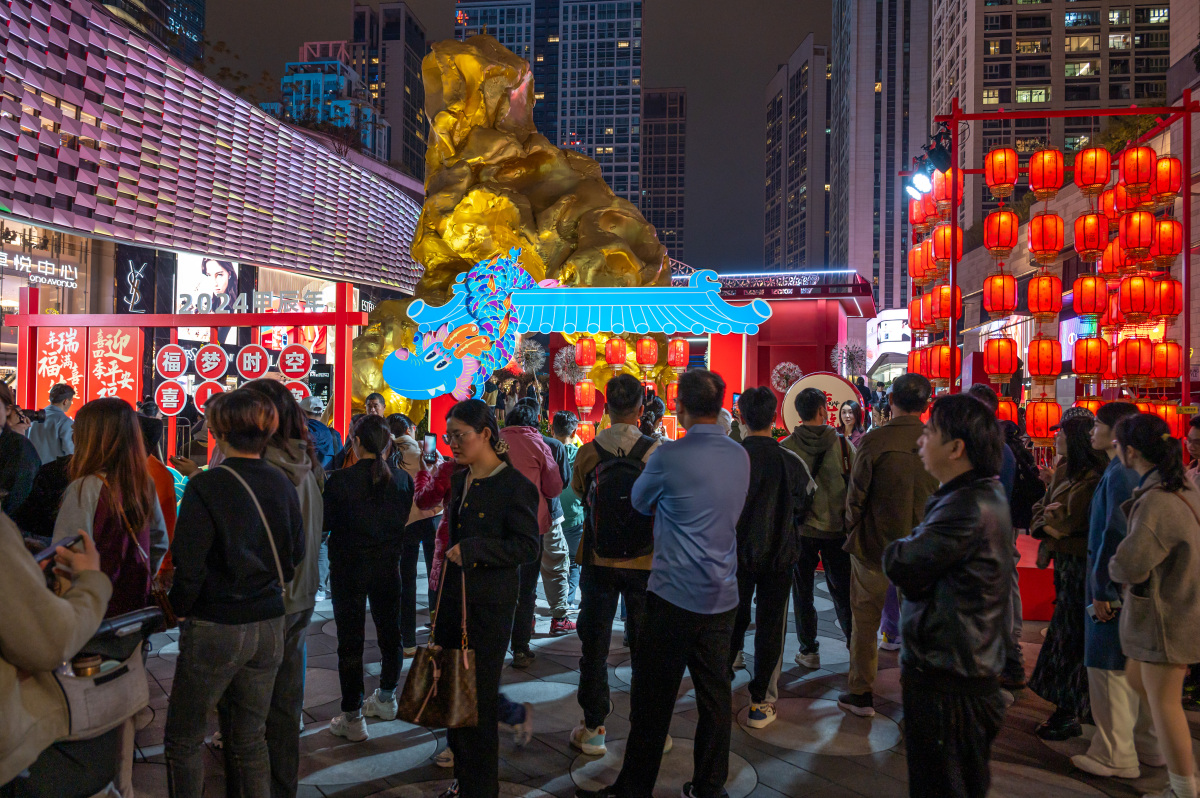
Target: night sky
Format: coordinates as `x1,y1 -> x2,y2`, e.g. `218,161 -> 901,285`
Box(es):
205,0 -> 832,274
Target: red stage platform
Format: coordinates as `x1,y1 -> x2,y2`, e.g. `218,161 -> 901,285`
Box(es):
1017,533 -> 1055,622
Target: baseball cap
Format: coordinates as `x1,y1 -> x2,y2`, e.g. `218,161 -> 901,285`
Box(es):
299,395 -> 326,414
1049,405 -> 1095,431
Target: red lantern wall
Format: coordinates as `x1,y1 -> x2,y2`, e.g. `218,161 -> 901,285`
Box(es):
1029,149 -> 1064,201
1071,274 -> 1108,319
1073,212 -> 1107,261
984,337 -> 1019,383
1073,147 -> 1111,196
1027,272 -> 1064,322
982,271 -> 1018,319
984,209 -> 1019,259
1028,212 -> 1065,265
985,148 -> 1019,199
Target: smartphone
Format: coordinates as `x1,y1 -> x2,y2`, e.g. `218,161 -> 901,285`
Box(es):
1086,599 -> 1122,620
34,534 -> 83,565
422,434 -> 439,463
732,392 -> 741,411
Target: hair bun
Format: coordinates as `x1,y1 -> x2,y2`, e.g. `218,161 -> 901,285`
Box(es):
494,439 -> 510,455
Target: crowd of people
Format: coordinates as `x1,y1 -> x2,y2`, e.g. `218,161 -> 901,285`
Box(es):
2,365 -> 1200,798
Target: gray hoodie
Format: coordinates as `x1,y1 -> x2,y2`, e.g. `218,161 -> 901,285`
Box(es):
782,425 -> 856,539
264,440 -> 325,615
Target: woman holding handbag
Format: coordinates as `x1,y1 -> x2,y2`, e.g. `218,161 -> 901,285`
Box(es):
53,398 -> 169,617
1109,413 -> 1200,798
431,399 -> 540,798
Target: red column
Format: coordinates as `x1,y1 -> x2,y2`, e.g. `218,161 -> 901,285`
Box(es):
430,394 -> 456,456
16,287 -> 40,409
1182,89 -> 1193,407
707,333 -> 745,393
167,327 -> 178,460
333,282 -> 355,438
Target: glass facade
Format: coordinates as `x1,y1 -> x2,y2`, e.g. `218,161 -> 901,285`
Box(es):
640,89 -> 686,261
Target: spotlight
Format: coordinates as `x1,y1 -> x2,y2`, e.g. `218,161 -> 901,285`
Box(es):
905,177 -> 923,200
911,159 -> 933,194
924,122 -> 954,173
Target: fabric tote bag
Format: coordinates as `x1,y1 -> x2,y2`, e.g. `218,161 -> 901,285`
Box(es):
397,575 -> 477,728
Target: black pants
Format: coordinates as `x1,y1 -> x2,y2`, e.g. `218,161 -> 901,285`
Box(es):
729,569 -> 792,704
613,592 -> 737,798
510,557 -> 540,654
331,552 -> 402,712
902,675 -> 1006,798
401,518 -> 437,649
577,564 -> 650,728
434,589 -> 515,798
0,727 -> 121,798
792,535 -> 853,652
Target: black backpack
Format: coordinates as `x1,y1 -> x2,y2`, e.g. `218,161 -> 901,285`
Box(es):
585,436 -> 657,559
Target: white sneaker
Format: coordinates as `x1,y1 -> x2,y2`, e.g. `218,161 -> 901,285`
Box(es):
878,632 -> 901,651
569,723 -> 607,755
1070,753 -> 1139,779
329,713 -> 368,742
363,689 -> 398,721
795,651 -> 820,670
732,651 -> 746,670
434,747 -> 455,768
746,703 -> 777,729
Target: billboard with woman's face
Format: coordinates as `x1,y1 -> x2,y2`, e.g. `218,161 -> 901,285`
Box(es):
177,254 -> 239,344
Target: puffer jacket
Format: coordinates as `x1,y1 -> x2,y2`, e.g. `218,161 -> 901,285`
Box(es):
264,440 -> 325,616
782,424 -> 855,538
883,470 -> 1014,683
735,435 -> 813,572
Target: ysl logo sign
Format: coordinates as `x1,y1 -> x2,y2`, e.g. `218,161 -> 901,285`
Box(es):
123,260 -> 147,313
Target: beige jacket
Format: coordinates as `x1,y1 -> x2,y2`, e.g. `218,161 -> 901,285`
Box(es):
0,514 -> 112,785
1110,473 -> 1200,665
263,440 -> 325,616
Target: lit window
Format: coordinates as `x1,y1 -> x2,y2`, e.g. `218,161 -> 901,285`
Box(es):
536,54 -> 544,62
1148,7 -> 1168,23
1064,35 -> 1099,52
534,92 -> 545,100
548,35 -> 559,43
1065,60 -> 1097,77
1108,33 -> 1131,49
1016,86 -> 1049,103
618,41 -> 629,48
983,88 -> 1000,104
1108,9 -> 1129,25
874,81 -> 882,93
605,127 -> 614,134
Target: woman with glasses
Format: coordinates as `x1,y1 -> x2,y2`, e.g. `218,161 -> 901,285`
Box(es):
434,400 -> 540,798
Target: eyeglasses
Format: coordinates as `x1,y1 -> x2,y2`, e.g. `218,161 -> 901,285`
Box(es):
442,430 -> 476,445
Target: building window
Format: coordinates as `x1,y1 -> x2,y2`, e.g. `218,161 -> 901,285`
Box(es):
1135,32 -> 1170,49
1065,134 -> 1090,152
1064,35 -> 1099,52
1064,10 -> 1099,27
1016,86 -> 1049,103
1065,60 -> 1099,77
1134,7 -> 1169,24
1016,37 -> 1050,53
986,40 -> 1002,54
1109,33 -> 1131,49
1108,9 -> 1129,25
983,88 -> 1000,104
984,14 -> 1011,29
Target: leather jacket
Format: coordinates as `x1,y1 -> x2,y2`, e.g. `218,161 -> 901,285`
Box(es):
883,470 -> 1014,683
735,436 -> 813,572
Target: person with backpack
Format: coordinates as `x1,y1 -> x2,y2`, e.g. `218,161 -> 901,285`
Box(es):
567,374 -> 662,756
728,387 -> 813,729
841,374 -> 939,718
783,387 -> 856,673
577,369 -> 749,798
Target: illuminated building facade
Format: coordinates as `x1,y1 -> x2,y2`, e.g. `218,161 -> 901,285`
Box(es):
640,88 -> 687,260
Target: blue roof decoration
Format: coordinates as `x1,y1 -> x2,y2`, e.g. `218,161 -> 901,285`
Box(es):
408,270 -> 772,336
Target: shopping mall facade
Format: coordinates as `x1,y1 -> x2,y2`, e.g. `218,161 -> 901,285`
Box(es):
0,0 -> 424,405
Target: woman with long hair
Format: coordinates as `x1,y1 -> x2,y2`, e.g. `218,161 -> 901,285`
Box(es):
1028,414 -> 1109,740
322,414 -> 413,742
53,398 -> 168,617
838,400 -> 867,447
435,399 -> 540,798
1109,414 -> 1200,798
0,381 -> 42,516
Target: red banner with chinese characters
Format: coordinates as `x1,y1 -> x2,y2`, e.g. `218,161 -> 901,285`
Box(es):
85,327 -> 143,406
35,327 -> 87,416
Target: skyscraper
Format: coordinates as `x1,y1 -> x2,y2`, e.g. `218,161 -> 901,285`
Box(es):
829,0 -> 930,310
931,0 -> 1172,227
101,0 -> 204,64
352,3 -> 428,179
641,88 -> 687,260
764,34 -> 831,271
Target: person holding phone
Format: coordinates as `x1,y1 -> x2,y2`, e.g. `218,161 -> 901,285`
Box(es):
388,413 -> 440,654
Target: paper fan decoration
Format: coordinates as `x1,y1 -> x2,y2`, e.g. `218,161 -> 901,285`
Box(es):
554,345 -> 589,384
771,362 -> 804,394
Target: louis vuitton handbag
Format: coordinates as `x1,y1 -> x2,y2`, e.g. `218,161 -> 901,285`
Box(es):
397,574 -> 477,728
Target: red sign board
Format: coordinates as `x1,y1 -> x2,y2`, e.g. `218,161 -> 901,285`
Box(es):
155,344 -> 188,379
193,380 -> 225,413
285,381 -> 311,402
195,344 -> 228,381
155,380 -> 188,416
235,344 -> 270,380
85,327 -> 143,406
34,327 -> 87,417
278,344 -> 312,379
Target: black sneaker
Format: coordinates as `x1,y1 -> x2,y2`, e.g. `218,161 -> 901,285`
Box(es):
1035,711 -> 1082,741
680,782 -> 729,798
837,691 -> 875,718
511,649 -> 536,669
437,781 -> 460,798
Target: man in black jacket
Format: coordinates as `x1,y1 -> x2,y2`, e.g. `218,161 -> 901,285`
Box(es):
883,393 -> 1014,798
728,387 -> 813,729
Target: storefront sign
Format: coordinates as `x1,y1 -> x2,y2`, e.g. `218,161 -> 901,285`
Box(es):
116,245 -> 157,314
155,344 -> 189,379
195,344 -> 229,381
193,380 -> 224,413
35,328 -> 87,415
235,344 -> 270,380
781,372 -> 864,431
285,381 -> 311,402
155,380 -> 188,416
278,344 -> 312,379
2,251 -> 79,289
86,327 -> 142,405
176,290 -> 328,314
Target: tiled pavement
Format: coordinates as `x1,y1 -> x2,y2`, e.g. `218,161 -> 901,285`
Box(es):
133,576 -> 1200,798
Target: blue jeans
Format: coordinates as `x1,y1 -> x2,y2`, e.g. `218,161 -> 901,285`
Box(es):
563,523 -> 583,606
165,616 -> 285,798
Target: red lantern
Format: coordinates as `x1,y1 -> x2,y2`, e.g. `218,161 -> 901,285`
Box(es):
642,379 -> 657,394
1099,290 -> 1126,333
1151,339 -> 1184,384
666,338 -> 688,369
984,209 -> 1019,260
982,270 -> 1018,319
1154,278 -> 1184,323
576,421 -> 596,444
575,337 -> 596,368
927,343 -> 962,387
1027,399 -> 1063,445
921,192 -> 938,224
984,336 -> 1019,383
931,284 -> 963,329
1115,337 -> 1154,386
932,168 -> 965,218
1150,218 -> 1183,270
605,337 -> 627,372
1152,156 -> 1183,206
1028,334 -> 1063,383
1074,147 -> 1112,196
1119,146 -> 1156,195
1027,271 -> 1064,323
1073,336 -> 1110,379
985,148 -> 1019,200
909,197 -> 930,235
1100,188 -> 1121,231
909,297 -> 927,332
1075,397 -> 1104,416
921,291 -> 935,332
665,381 -> 679,413
1119,274 -> 1156,324
1154,402 -> 1187,438
997,397 -> 1019,424
574,379 -> 596,415
908,245 -> 931,286
1072,274 -> 1108,319
1029,148 -> 1064,201
1099,239 -> 1134,280
1028,212 -> 1065,265
1073,213 -> 1107,261
932,224 -> 963,268
636,336 -> 658,367
907,346 -> 923,376
1114,183 -> 1135,213
1119,210 -> 1155,260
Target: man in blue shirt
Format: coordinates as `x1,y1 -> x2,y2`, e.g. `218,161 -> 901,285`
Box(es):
576,369 -> 750,798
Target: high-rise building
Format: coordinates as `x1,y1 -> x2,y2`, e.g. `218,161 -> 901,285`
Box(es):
641,88 -> 687,260
931,0 -> 1172,227
829,0 -> 930,310
101,0 -> 204,64
764,34 -> 831,271
352,3 -> 428,179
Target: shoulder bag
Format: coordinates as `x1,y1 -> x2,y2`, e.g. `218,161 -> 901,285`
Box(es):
397,571 -> 477,728
102,477 -> 180,629
219,465 -> 288,599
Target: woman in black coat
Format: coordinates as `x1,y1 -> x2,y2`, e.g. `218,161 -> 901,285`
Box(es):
436,400 -> 540,798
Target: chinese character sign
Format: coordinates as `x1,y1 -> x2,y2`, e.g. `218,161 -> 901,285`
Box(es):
278,344 -> 312,379
285,381 -> 310,402
780,372 -> 864,432
35,327 -> 87,416
195,345 -> 228,381
236,344 -> 270,380
85,327 -> 143,406
155,380 -> 188,416
155,344 -> 188,379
